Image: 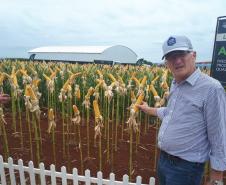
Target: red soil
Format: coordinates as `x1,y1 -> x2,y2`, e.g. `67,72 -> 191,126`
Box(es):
0,110 -> 225,184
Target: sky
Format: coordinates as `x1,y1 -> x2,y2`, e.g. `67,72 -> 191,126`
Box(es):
0,0 -> 225,63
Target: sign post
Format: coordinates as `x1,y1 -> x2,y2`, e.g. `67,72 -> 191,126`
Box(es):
211,16 -> 226,88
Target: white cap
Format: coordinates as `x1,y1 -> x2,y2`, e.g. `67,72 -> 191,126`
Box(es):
162,35 -> 193,59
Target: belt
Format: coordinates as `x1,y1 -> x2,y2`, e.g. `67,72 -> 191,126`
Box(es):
161,150 -> 182,161
160,150 -> 204,166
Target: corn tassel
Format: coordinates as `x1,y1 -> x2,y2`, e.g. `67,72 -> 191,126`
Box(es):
0,73 -> 5,85
43,74 -> 51,82
48,108 -> 54,120
130,90 -> 136,103
93,100 -> 101,121
62,79 -> 71,92
118,76 -> 124,84
29,66 -> 38,76
132,76 -> 140,86
19,69 -> 28,77
97,70 -> 103,78
69,72 -> 81,82
50,70 -> 57,79
47,108 -> 56,133
11,74 -> 18,87
161,81 -> 169,91
72,105 -> 81,125
149,84 -> 159,97
162,69 -> 168,82
75,88 -> 81,99
49,67 -> 54,74
26,85 -> 37,101
108,74 -> 117,82
73,105 -> 79,114
151,76 -> 159,85
140,76 -> 147,87
32,79 -> 41,88
25,85 -> 31,97
86,87 -> 95,97
133,93 -> 144,113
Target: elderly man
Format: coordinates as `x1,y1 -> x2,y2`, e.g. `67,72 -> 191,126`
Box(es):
138,35 -> 226,185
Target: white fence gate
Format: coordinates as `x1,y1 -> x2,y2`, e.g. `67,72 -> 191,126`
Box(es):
0,155 -> 155,185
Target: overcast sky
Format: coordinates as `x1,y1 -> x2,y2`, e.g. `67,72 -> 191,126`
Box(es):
0,0 -> 225,63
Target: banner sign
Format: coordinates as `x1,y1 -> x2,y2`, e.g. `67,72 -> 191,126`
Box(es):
211,16 -> 226,87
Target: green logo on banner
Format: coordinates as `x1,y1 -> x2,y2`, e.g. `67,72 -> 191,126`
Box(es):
218,46 -> 226,56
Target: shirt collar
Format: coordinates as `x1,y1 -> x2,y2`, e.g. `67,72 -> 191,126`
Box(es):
172,68 -> 201,86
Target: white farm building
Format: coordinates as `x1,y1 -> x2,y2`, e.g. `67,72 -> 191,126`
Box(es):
28,45 -> 137,64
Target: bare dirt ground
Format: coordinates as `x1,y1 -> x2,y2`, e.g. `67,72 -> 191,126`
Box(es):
0,110 -> 225,184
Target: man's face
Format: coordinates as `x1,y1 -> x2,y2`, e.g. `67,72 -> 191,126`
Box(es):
165,50 -> 196,83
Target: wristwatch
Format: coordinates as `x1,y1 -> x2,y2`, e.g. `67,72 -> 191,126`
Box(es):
211,180 -> 224,185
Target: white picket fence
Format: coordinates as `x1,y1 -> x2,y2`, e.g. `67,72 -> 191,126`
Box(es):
0,155 -> 155,185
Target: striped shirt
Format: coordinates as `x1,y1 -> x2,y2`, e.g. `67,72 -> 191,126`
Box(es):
157,68 -> 226,171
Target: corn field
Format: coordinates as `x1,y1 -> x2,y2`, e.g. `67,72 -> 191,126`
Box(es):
0,60 -> 213,183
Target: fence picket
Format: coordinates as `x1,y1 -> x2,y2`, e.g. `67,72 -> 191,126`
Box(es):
0,155 -> 7,185
28,161 -> 36,185
72,168 -> 78,185
149,177 -> 155,185
18,159 -> 26,185
85,169 -> 91,185
0,155 -> 155,185
50,164 -> 57,185
97,171 -> 103,185
109,173 -> 115,185
123,174 -> 129,185
8,157 -> 16,185
39,163 -> 46,185
61,166 -> 67,185
136,176 -> 142,185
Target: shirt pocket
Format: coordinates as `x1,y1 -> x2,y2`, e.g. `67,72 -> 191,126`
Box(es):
179,95 -> 204,114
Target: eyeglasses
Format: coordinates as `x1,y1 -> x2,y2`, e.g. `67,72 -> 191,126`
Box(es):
165,51 -> 191,61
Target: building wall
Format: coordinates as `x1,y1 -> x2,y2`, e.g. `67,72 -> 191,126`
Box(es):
30,45 -> 137,64
102,45 -> 137,64
31,53 -> 103,62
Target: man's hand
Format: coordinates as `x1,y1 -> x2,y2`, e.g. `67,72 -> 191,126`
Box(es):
205,181 -> 224,185
0,94 -> 11,104
137,101 -> 157,116
205,169 -> 223,185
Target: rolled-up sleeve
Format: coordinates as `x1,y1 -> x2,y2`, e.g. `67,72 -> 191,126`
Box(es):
156,107 -> 167,120
205,86 -> 226,171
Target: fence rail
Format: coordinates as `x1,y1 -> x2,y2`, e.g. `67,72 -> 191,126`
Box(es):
0,155 -> 155,185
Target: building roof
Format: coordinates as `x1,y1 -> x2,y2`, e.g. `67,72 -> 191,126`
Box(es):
28,46 -> 114,54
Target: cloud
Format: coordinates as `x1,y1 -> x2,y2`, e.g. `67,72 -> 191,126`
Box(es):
0,0 -> 226,62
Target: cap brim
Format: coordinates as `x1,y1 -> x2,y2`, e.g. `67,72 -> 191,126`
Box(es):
162,47 -> 192,60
